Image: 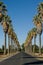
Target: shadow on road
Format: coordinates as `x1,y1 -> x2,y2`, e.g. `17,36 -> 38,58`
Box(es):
22,52 -> 43,65
23,61 -> 43,65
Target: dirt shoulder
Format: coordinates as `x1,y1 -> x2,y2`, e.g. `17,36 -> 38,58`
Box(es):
26,52 -> 43,60
0,52 -> 19,62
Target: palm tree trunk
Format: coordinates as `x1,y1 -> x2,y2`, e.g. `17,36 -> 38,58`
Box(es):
4,32 -> 6,55
8,35 -> 10,54
30,41 -> 32,53
24,45 -> 28,53
11,38 -> 12,53
39,33 -> 41,54
25,46 -> 27,53
33,36 -> 36,53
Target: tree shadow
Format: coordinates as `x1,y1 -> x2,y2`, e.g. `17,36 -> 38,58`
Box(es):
22,52 -> 43,65
23,61 -> 43,65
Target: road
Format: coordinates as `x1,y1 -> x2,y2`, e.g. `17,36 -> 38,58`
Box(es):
0,52 -> 43,65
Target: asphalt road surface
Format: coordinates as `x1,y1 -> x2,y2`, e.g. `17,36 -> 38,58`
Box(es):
0,52 -> 43,65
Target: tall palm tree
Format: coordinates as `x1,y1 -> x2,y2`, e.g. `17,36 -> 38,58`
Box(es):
33,15 -> 42,54
2,16 -> 9,54
8,26 -> 12,54
7,16 -> 12,54
24,30 -> 33,53
0,2 -> 7,22
29,30 -> 33,53
15,38 -> 20,50
37,2 -> 43,17
0,2 -> 7,54
13,33 -> 18,48
24,32 -> 30,52
12,31 -> 20,51
32,27 -> 37,53
11,32 -> 15,53
37,2 -> 43,30
37,2 -> 43,54
10,27 -> 14,53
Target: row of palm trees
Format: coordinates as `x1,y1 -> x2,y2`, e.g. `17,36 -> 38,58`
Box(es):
24,2 -> 43,54
0,2 -> 20,55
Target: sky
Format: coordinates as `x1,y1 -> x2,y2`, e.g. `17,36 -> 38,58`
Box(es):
0,0 -> 43,48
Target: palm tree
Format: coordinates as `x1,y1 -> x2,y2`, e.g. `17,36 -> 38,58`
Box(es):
13,33 -> 18,49
37,2 -> 43,30
24,33 -> 30,52
11,32 -> 15,53
17,41 -> 20,51
0,2 -> 7,22
8,26 -> 12,54
15,39 -> 20,51
33,15 -> 42,54
2,16 -> 9,54
32,27 -> 37,53
29,30 -> 33,53
24,30 -> 33,53
0,2 -> 7,54
10,27 -> 14,53
7,16 -> 12,54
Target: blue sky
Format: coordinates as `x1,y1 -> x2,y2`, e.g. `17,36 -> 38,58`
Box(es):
0,0 -> 43,48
